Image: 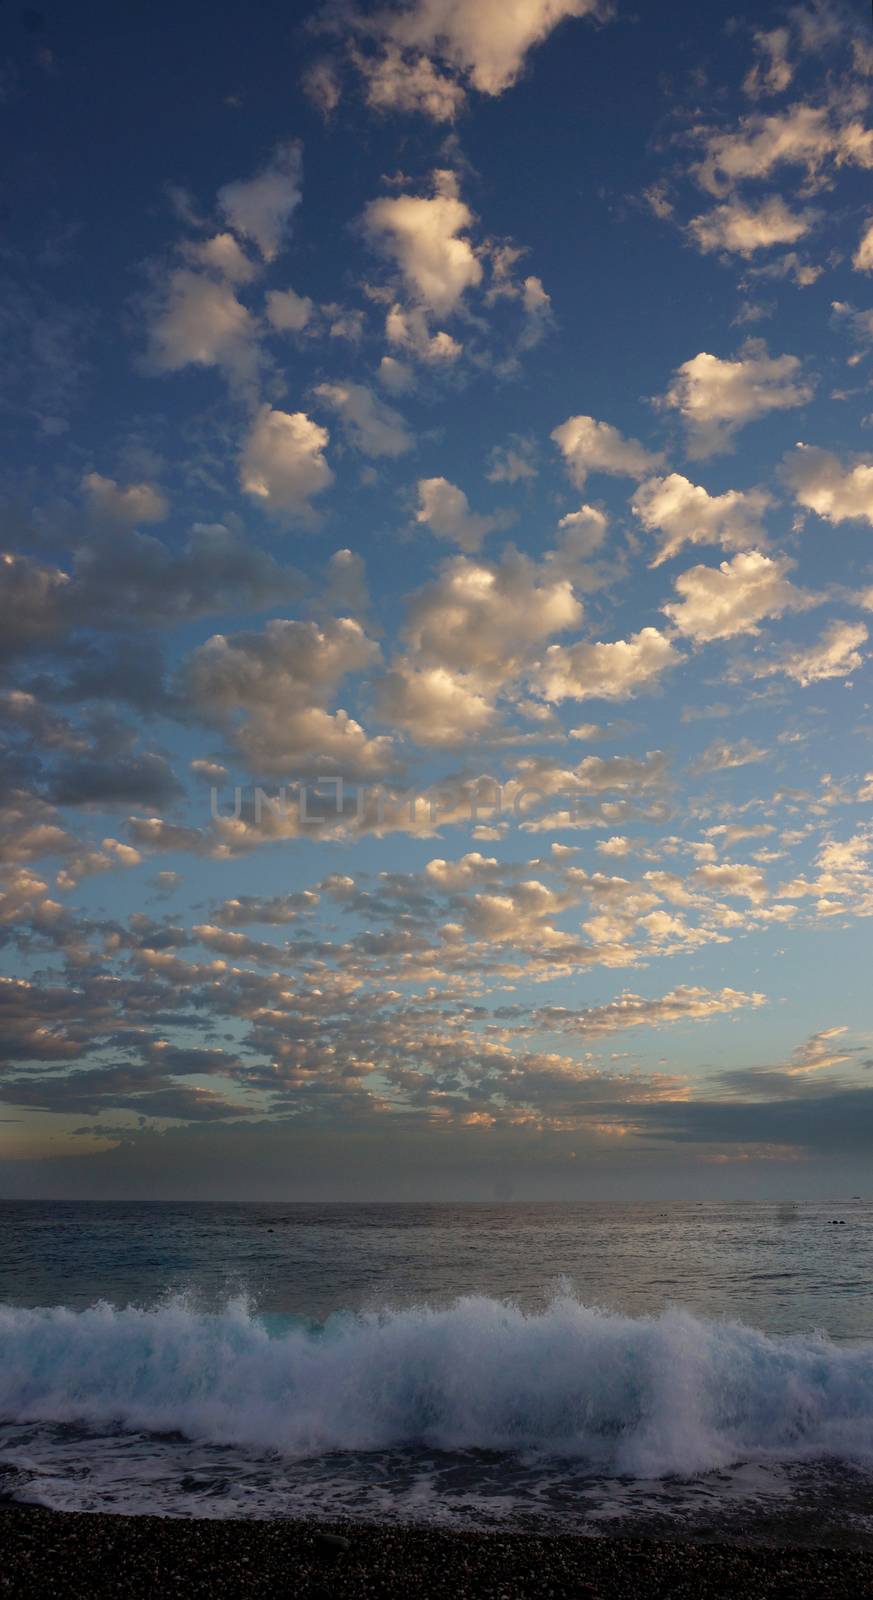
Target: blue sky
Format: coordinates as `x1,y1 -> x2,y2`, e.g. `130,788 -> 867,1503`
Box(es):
2,0 -> 873,1198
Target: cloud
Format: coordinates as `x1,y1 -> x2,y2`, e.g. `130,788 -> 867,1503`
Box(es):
385,0 -> 607,96
551,413 -> 662,488
519,274 -> 553,347
211,891 -> 319,927
343,0 -> 609,119
0,553 -> 70,658
314,380 -> 413,457
183,232 -> 258,284
376,546 -> 582,744
145,269 -> 258,384
782,444 -> 873,527
853,217 -> 873,271
532,983 -> 765,1037
265,286 -> 314,332
217,142 -> 303,262
831,297 -> 873,355
401,549 -> 581,683
784,1027 -> 855,1075
48,751 -> 182,810
663,550 -> 811,642
239,406 -> 334,523
362,169 -> 482,315
746,619 -> 867,686
693,102 -> 873,196
81,473 -> 169,526
691,737 -> 770,774
692,861 -> 769,903
377,354 -> 415,393
303,58 -> 342,117
486,435 -> 538,483
0,526 -> 305,661
688,196 -> 814,257
384,302 -> 462,362
354,43 -> 466,120
631,473 -> 770,566
179,615 -> 391,776
661,341 -> 813,457
414,476 -> 506,550
743,26 -> 793,98
375,661 -> 498,745
535,627 -> 681,702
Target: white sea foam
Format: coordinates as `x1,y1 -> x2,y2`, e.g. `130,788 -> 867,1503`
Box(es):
2,1292 -> 873,1477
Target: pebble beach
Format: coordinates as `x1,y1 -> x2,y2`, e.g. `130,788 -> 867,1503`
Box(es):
2,1507 -> 873,1600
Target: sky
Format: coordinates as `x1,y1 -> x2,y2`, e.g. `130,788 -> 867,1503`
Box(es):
1,0 -> 873,1200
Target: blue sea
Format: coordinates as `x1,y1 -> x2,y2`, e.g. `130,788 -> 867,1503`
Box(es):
1,1199 -> 873,1544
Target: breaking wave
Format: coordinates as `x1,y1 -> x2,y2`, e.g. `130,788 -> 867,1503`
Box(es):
2,1291 -> 873,1478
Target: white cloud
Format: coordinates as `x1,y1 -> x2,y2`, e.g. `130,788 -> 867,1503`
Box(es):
746,250 -> 822,288
415,477 -> 505,551
146,270 -> 258,382
831,298 -> 873,355
536,627 -> 681,702
217,142 -> 303,262
184,232 -> 258,284
783,444 -> 873,527
385,302 -> 462,362
378,354 -> 415,393
314,381 -> 413,457
180,616 -> 390,775
694,103 -> 873,196
388,306 -> 461,362
375,661 -> 497,744
355,43 -> 466,120
362,170 -> 482,315
519,274 -> 553,347
549,505 -> 609,573
239,406 -> 334,522
692,862 -> 769,903
551,414 -> 662,487
663,550 -> 811,642
81,472 -> 169,526
303,59 -> 342,117
748,619 -> 868,686
403,550 -> 582,683
853,217 -> 873,272
377,546 -> 583,743
688,196 -> 813,257
486,436 -> 538,483
691,737 -> 769,774
743,26 -> 793,98
631,472 -> 770,566
661,341 -> 813,457
349,0 -> 608,120
265,286 -> 314,332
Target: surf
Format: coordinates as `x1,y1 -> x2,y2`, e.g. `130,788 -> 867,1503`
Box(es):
2,1290 -> 873,1477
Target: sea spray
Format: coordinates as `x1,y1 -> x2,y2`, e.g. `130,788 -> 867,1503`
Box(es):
2,1291 -> 873,1476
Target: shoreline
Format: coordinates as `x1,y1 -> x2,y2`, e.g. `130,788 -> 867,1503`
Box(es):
2,1506 -> 873,1598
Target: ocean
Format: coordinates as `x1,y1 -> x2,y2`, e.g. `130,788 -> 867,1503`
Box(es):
1,1199 -> 872,1545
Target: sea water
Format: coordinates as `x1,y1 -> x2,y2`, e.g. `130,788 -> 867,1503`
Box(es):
1,1199 -> 872,1543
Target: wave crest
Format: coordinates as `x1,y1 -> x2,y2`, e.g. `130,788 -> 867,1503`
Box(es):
2,1292 -> 873,1477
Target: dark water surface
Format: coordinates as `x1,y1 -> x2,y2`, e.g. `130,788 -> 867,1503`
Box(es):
0,1200 -> 871,1542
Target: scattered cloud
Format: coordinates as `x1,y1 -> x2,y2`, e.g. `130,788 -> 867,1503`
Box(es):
239,406 -> 334,523
415,476 -> 507,550
688,196 -> 814,257
631,473 -> 770,565
783,444 -> 873,527
663,551 -> 812,642
552,414 -> 662,487
661,341 -> 813,457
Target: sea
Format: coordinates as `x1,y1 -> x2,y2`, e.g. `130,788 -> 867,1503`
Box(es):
1,1199 -> 873,1546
